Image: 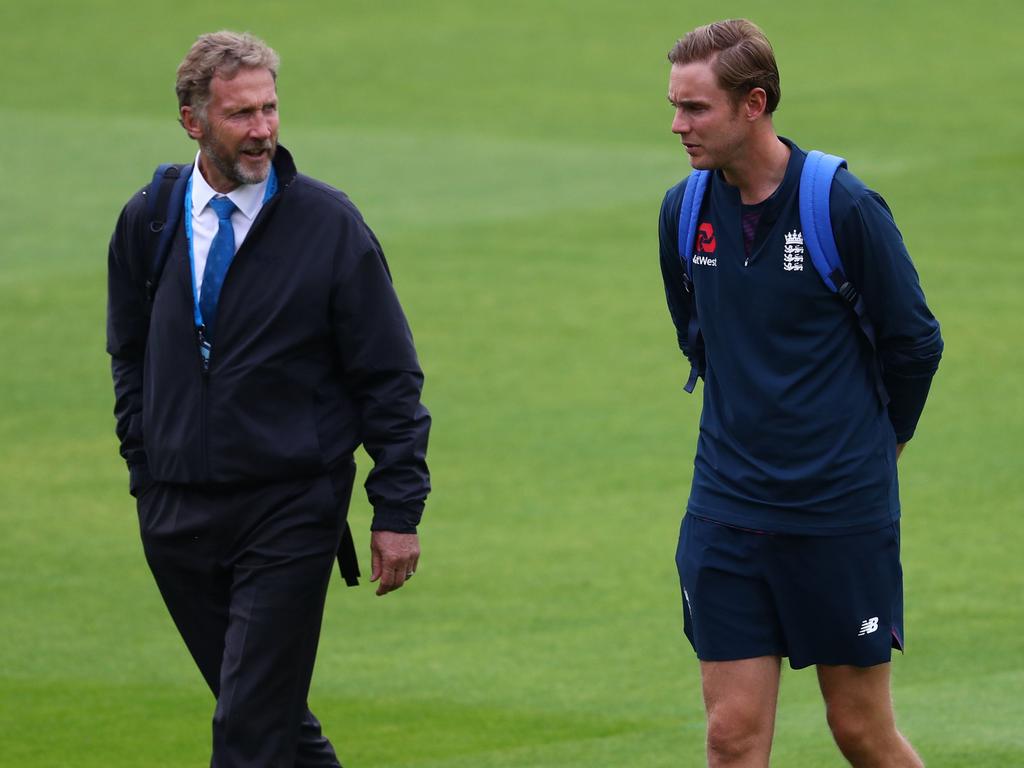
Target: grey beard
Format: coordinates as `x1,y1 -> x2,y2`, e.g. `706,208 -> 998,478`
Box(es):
201,136 -> 274,186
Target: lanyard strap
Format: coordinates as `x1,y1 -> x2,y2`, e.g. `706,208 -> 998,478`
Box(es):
184,165 -> 278,333
184,166 -> 278,366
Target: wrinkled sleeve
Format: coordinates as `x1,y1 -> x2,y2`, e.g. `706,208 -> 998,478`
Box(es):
330,223 -> 431,533
106,192 -> 153,496
833,184 -> 943,442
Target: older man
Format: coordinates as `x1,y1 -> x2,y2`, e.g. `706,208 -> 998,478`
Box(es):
107,31 -> 430,767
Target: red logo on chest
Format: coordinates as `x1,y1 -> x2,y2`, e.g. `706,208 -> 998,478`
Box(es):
697,222 -> 716,253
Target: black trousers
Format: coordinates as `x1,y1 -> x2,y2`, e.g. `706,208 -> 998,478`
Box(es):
137,462 -> 355,768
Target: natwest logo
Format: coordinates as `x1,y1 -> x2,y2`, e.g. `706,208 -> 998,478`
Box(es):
697,222 -> 716,253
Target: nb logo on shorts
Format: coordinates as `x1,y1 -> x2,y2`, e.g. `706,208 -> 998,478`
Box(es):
858,617 -> 879,636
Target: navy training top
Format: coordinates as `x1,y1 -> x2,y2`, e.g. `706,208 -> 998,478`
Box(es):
659,138 -> 942,535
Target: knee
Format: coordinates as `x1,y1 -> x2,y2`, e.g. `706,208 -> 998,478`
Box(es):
825,704 -> 886,760
706,708 -> 769,765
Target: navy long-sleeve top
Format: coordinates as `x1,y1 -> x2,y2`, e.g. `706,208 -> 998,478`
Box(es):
659,139 -> 942,535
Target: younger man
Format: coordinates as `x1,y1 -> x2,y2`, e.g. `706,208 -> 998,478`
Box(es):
659,19 -> 942,767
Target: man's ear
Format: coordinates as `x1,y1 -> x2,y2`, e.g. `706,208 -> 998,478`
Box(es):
745,88 -> 768,121
181,106 -> 203,140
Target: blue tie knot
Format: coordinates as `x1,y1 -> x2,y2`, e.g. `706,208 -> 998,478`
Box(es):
209,196 -> 236,221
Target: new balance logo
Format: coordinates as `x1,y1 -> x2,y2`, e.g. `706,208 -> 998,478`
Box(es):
858,617 -> 879,636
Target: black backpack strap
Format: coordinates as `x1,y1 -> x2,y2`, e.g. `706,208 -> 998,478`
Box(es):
336,523 -> 361,587
142,163 -> 192,302
328,459 -> 361,587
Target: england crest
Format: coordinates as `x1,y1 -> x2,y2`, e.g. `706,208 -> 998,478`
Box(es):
784,230 -> 805,271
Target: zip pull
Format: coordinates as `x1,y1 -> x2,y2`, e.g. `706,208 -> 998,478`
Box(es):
744,257 -> 750,267
196,326 -> 212,374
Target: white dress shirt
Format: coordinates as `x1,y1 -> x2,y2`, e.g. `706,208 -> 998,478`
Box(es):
190,152 -> 270,293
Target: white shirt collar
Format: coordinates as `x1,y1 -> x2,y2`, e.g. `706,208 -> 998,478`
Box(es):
190,151 -> 269,222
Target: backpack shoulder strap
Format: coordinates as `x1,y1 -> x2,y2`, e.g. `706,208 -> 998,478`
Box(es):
142,163 -> 192,302
677,170 -> 711,284
799,150 -> 889,406
676,170 -> 711,393
800,151 -> 847,294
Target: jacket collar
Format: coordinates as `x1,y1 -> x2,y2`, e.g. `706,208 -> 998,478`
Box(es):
271,143 -> 298,190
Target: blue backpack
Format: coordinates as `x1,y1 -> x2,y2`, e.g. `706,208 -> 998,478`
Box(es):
676,150 -> 888,405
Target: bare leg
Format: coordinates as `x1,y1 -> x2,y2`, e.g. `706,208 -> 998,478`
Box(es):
700,656 -> 782,768
817,663 -> 923,767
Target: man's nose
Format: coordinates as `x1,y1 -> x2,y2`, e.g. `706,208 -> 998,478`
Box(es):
672,109 -> 689,135
250,113 -> 272,139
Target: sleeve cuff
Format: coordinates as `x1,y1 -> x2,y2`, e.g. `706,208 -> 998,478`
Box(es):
884,372 -> 935,447
369,504 -> 422,534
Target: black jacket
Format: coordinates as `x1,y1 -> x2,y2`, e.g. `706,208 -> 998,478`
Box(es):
107,146 -> 430,532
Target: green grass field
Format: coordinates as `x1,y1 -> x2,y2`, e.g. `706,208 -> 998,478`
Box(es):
2,1 -> 1022,765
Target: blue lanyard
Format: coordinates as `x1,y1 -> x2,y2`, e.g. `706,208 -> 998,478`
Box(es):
182,165 -> 274,370
184,165 -> 278,341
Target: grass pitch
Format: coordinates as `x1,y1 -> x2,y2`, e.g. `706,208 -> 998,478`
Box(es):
1,2 -> 1022,766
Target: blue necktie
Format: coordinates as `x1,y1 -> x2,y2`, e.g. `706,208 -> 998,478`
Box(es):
199,196 -> 238,341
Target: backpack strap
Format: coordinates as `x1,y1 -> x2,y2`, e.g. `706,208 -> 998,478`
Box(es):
799,151 -> 847,293
142,163 -> 192,302
676,170 -> 711,393
336,523 -> 360,587
800,150 -> 889,406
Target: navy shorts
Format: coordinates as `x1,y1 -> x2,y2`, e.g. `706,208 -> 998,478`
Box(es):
676,514 -> 904,669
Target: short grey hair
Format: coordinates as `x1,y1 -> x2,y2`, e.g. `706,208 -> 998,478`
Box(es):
175,31 -> 280,121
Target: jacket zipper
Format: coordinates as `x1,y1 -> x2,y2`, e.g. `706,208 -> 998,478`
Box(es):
191,183 -> 287,481
196,325 -> 210,478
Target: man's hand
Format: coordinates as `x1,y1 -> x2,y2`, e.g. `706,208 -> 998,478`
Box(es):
896,442 -> 906,461
370,531 -> 420,596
